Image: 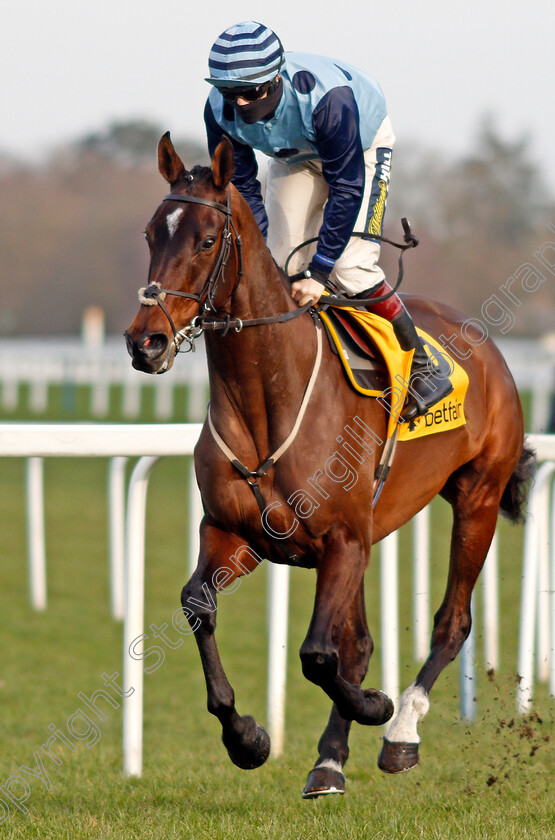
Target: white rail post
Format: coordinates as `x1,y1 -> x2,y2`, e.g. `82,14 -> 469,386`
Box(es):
460,594 -> 476,721
267,562 -> 290,758
108,457 -> 128,621
536,476 -> 552,683
122,380 -> 141,418
187,457 -> 203,576
91,376 -> 110,417
29,373 -> 48,414
550,480 -> 555,699
380,531 -> 399,711
1,377 -> 18,411
25,457 -> 47,610
530,382 -> 551,434
123,455 -> 159,777
154,380 -> 174,420
482,530 -> 499,672
413,507 -> 430,662
188,374 -> 208,423
516,461 -> 555,713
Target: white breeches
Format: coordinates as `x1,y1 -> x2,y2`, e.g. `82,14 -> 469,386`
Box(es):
265,116 -> 395,294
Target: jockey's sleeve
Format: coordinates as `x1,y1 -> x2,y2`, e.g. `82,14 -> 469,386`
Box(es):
310,86 -> 366,275
204,100 -> 269,238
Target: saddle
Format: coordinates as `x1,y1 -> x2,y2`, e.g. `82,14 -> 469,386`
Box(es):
320,307 -> 389,394
318,304 -> 469,443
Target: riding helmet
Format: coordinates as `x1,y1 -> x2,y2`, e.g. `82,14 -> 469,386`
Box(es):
205,21 -> 284,88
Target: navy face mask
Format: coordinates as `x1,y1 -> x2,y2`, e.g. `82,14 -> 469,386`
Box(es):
233,78 -> 283,124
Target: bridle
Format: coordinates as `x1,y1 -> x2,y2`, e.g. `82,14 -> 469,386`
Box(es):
136,186 -> 321,564
138,190 -> 244,356
137,187 -> 418,363
138,187 -> 318,365
135,187 -> 418,552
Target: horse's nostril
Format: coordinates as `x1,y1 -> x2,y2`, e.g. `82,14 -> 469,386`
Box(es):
139,333 -> 168,360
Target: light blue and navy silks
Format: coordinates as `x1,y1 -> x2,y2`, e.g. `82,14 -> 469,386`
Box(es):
204,52 -> 389,269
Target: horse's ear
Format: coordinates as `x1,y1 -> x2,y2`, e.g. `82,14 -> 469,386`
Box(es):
211,136 -> 235,190
158,132 -> 187,185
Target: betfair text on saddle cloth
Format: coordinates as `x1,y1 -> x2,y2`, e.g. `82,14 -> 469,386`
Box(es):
319,305 -> 469,442
203,20 -> 452,419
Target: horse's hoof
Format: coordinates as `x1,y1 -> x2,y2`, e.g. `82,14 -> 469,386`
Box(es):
222,716 -> 271,770
377,738 -> 420,773
352,689 -> 394,726
302,766 -> 346,798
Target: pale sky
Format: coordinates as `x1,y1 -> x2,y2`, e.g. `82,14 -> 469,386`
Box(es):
2,0 -> 554,191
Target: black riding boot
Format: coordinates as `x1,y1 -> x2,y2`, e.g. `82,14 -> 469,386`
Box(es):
390,308 -> 454,420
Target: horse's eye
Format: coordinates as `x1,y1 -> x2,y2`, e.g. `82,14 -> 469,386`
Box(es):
201,237 -> 216,251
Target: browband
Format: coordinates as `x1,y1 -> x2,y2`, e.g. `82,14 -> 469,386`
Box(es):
163,194 -> 231,216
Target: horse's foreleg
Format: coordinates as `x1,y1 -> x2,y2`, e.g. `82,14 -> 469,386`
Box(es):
300,528 -> 393,730
182,522 -> 270,769
302,580 -> 373,798
379,489 -> 501,774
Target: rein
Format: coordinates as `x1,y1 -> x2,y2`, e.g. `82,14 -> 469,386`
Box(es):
139,191 -> 418,356
138,188 -> 314,353
137,189 -> 415,555
285,217 -> 419,306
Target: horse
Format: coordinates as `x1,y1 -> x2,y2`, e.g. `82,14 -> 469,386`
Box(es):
125,133 -> 534,798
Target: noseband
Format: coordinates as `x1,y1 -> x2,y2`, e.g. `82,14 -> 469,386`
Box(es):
138,189 -> 244,353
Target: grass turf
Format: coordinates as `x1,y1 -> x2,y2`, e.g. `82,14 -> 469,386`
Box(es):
0,392 -> 553,838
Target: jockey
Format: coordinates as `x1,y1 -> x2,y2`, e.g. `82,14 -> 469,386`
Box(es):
204,21 -> 452,419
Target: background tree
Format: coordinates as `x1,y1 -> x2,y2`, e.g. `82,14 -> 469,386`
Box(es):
386,116 -> 554,332
75,120 -> 208,169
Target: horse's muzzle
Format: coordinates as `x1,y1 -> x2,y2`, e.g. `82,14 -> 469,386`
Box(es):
124,330 -> 170,373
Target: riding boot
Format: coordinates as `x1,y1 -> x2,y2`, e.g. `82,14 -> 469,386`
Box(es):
358,281 -> 454,421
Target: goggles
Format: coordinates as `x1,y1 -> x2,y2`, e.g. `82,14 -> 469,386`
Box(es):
218,81 -> 271,103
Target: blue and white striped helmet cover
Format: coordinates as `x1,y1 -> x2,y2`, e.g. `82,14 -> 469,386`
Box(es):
206,21 -> 284,88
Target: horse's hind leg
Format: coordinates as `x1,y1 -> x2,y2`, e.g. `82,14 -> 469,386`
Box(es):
302,580 -> 373,798
378,459 -> 507,774
181,521 -> 270,769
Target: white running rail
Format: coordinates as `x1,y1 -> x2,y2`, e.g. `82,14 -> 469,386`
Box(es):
1,426 -> 553,776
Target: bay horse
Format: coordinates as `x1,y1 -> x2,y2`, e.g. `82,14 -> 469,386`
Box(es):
125,133 -> 533,797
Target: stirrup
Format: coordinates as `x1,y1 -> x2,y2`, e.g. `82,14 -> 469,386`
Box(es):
402,375 -> 453,420
401,343 -> 454,420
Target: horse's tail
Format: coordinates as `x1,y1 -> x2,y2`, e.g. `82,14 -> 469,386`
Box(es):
499,442 -> 536,524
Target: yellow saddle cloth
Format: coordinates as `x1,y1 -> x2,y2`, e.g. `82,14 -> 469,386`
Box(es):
319,305 -> 469,443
